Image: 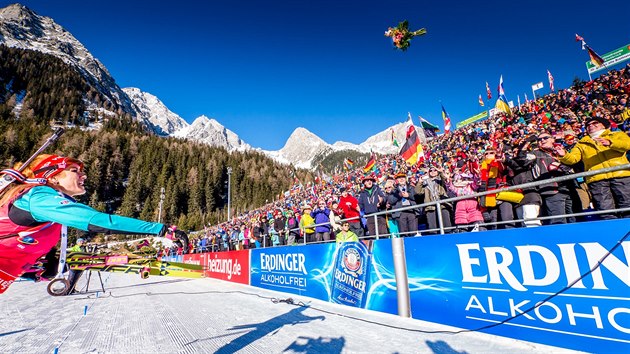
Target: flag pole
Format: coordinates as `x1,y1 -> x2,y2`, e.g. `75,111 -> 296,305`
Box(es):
531,86 -> 536,100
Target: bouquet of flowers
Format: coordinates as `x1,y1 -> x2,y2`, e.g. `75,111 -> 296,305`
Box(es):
384,20 -> 427,51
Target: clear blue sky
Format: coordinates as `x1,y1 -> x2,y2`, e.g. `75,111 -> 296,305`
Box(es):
5,0 -> 630,150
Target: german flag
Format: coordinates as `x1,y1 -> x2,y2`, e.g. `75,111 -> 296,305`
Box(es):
399,125 -> 424,166
363,152 -> 376,173
343,158 -> 354,170
586,45 -> 605,67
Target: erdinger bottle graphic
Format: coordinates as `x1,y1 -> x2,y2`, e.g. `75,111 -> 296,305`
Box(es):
330,240 -> 372,308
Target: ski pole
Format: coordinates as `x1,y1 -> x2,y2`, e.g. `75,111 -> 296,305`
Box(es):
0,127 -> 64,193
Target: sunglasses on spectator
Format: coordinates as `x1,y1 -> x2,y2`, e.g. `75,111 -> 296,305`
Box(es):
538,136 -> 552,141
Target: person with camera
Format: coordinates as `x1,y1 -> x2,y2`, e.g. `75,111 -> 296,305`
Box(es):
554,116 -> 630,219
358,175 -> 387,237
415,166 -> 452,234
478,147 -> 515,229
273,210 -> 287,246
534,132 -> 577,224
504,136 -> 543,227
387,172 -> 419,236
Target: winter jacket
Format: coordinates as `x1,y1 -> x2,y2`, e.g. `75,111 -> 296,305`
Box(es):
335,230 -> 359,243
273,217 -> 286,235
1,185 -> 164,293
286,217 -> 300,236
299,213 -> 315,235
559,130 -> 630,184
530,149 -> 575,195
415,174 -> 451,212
358,186 -> 386,215
310,207 -> 331,232
504,151 -> 542,206
386,183 -> 418,219
339,194 -> 361,224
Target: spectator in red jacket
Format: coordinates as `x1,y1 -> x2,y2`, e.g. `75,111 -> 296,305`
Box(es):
339,187 -> 363,237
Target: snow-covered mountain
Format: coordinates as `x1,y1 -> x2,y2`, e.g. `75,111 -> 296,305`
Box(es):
0,3 -> 135,115
1,3 -> 432,166
123,87 -> 188,136
173,115 -> 250,151
262,122 -> 427,169
359,121 -> 427,154
263,127 -> 331,169
124,88 -> 250,151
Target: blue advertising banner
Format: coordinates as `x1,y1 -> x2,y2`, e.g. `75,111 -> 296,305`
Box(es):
250,243 -> 337,301
403,219 -> 630,353
365,239 -> 399,315
250,242 -> 380,309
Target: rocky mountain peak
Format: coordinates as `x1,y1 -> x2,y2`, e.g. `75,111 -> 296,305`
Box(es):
123,87 -> 188,136
283,127 -> 326,148
174,115 -> 250,152
0,3 -> 36,20
0,3 -> 134,115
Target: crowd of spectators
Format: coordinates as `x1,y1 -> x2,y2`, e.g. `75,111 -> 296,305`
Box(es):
187,64 -> 630,253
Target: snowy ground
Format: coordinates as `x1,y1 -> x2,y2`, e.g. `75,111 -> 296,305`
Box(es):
0,273 -> 582,354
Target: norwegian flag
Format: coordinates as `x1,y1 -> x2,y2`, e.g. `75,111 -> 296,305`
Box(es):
485,81 -> 492,99
498,75 -> 505,96
547,70 -> 555,92
441,104 -> 452,134
575,34 -> 586,50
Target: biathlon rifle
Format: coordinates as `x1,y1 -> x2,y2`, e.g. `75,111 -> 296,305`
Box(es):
0,127 -> 65,194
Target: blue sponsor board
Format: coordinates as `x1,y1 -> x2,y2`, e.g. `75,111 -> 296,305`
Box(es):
250,243 -> 337,301
251,242 -> 379,309
330,241 -> 371,307
404,219 -> 630,352
365,239 -> 399,315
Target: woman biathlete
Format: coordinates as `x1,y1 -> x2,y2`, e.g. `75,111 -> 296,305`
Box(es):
0,154 -> 166,294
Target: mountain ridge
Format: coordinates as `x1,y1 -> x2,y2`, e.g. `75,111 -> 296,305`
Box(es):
0,3 -> 431,170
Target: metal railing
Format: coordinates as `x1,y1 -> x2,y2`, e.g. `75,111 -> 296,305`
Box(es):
192,163 -> 630,250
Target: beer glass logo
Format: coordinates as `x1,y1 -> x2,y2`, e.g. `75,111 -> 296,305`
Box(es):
331,242 -> 370,308
342,248 -> 362,274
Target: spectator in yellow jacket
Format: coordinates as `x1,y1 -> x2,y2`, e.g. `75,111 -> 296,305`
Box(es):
335,222 -> 359,243
69,238 -> 86,252
555,117 -> 630,219
299,205 -> 316,242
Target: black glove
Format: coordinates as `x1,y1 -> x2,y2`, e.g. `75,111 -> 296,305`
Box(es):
525,135 -> 537,143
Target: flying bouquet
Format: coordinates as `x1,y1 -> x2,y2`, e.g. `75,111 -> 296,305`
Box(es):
384,20 -> 427,51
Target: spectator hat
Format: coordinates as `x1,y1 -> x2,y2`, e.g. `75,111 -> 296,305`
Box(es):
77,238 -> 85,244
303,204 -> 312,211
585,116 -> 610,129
361,175 -> 376,183
394,172 -> 407,179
